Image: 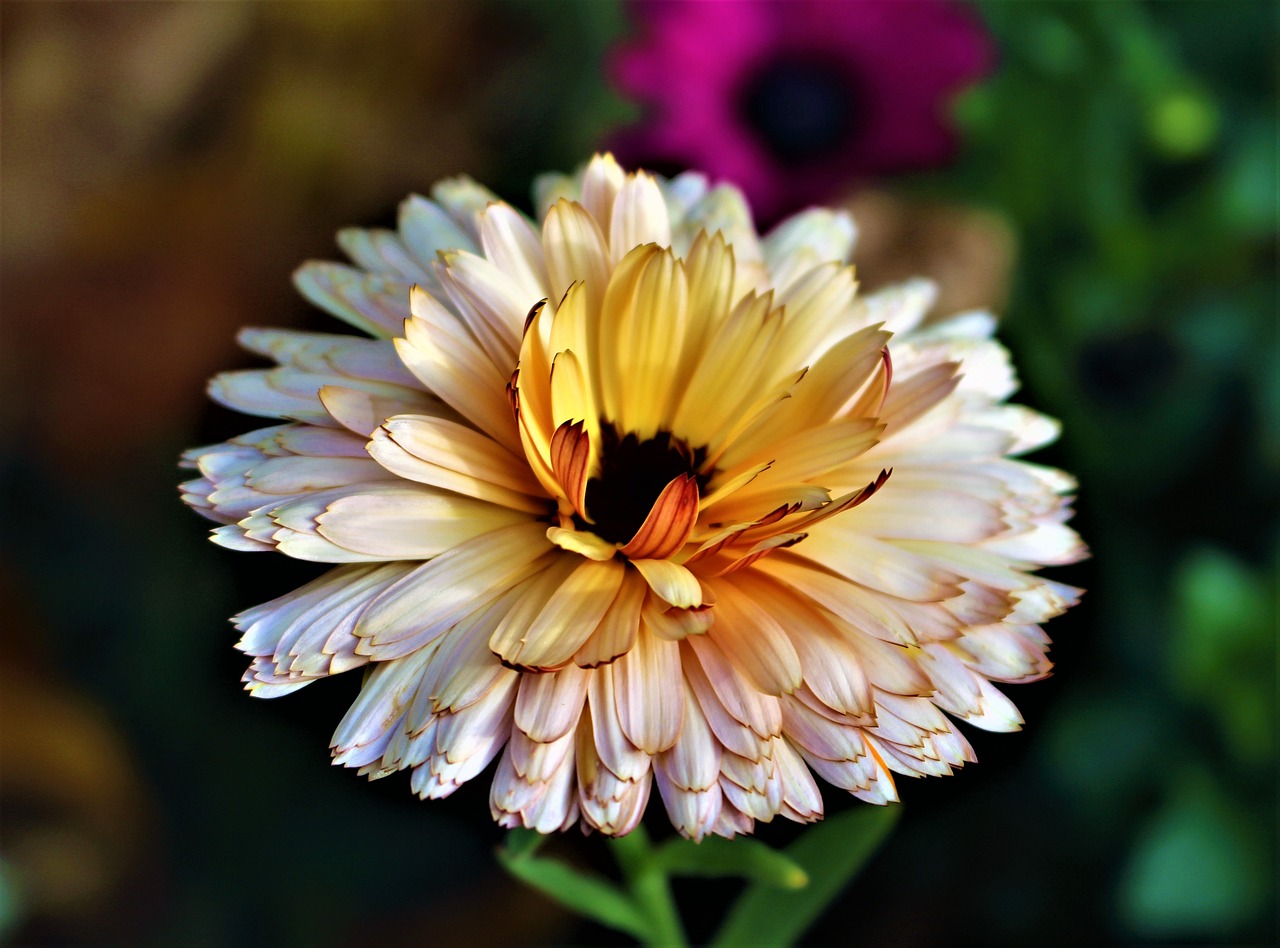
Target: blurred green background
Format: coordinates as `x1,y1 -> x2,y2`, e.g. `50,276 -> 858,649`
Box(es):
1,1 -> 1274,944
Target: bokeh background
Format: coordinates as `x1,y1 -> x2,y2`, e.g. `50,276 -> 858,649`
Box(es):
1,1 -> 1275,944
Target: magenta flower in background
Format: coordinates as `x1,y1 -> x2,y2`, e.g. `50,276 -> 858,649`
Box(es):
609,0 -> 994,223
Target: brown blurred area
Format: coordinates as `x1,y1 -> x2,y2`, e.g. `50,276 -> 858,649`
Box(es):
2,1 -> 497,488
1,3 -> 585,944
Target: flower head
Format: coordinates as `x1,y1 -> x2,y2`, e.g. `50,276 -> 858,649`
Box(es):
609,0 -> 994,222
182,155 -> 1083,838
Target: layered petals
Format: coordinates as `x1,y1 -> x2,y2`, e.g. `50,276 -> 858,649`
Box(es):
183,154 -> 1082,838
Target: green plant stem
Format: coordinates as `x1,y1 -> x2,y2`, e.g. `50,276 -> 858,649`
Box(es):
609,827 -> 688,948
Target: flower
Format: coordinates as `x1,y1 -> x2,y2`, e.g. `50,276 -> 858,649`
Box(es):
608,0 -> 994,223
182,154 -> 1084,838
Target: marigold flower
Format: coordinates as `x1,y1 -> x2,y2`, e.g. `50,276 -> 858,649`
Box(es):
182,155 -> 1084,838
609,0 -> 994,222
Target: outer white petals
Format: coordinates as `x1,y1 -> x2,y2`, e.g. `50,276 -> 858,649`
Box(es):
611,628 -> 684,754
578,152 -> 627,235
956,622 -> 1053,683
236,563 -> 415,691
773,739 -> 824,823
368,415 -> 549,514
415,589 -> 526,717
397,288 -> 521,452
542,199 -> 611,320
763,208 -> 857,291
653,683 -> 723,840
793,530 -> 963,602
353,521 -> 554,659
479,203 -> 550,303
707,581 -> 802,696
679,185 -> 763,269
412,676 -> 519,799
609,172 -> 671,264
319,385 -> 446,438
237,329 -> 418,388
514,664 -> 589,743
312,484 -> 528,559
855,278 -> 938,336
437,250 -> 534,371
335,226 -> 433,284
490,732 -> 579,833
684,636 -> 783,744
293,262 -> 411,338
429,177 -> 502,244
398,193 -> 479,264
492,559 -> 625,670
852,487 -> 1005,543
576,716 -> 653,837
330,644 -> 437,768
920,644 -> 1024,732
210,367 -> 418,426
587,669 -> 650,781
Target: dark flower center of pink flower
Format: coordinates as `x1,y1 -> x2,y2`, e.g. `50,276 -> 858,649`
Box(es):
739,57 -> 858,166
580,424 -> 710,544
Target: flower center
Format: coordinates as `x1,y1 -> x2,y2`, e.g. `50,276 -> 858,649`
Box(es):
579,424 -> 710,545
739,56 -> 859,166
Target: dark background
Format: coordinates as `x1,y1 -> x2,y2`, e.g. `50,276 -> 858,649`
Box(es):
2,1 -> 1274,944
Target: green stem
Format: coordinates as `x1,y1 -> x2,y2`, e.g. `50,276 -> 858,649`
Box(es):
609,827 -> 688,948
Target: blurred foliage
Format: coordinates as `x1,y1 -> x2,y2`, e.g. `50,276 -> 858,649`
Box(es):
0,0 -> 1274,945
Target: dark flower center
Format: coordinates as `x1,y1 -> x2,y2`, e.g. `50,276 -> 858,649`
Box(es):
581,424 -> 709,545
739,57 -> 859,166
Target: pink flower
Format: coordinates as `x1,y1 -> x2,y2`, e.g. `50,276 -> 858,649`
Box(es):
609,0 -> 994,223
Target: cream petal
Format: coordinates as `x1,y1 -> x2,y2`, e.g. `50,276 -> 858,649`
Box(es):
790,531 -> 964,602
578,153 -> 627,236
608,170 -> 670,263
546,526 -> 618,561
763,208 -> 857,287
654,767 -> 724,842
397,287 -> 521,453
773,738 -> 824,822
237,329 -> 418,388
330,644 -> 437,765
413,587 -> 525,718
684,636 -> 783,743
573,569 -> 645,668
437,250 -> 532,371
318,384 -> 444,438
479,202 -> 551,303
705,580 -> 802,696
576,718 -> 652,837
492,558 -> 624,670
429,177 -> 500,243
292,262 -> 410,338
354,521 -> 554,657
630,558 -> 702,609
542,199 -> 611,321
611,627 -> 684,754
336,226 -> 432,283
398,193 -> 479,264
510,726 -> 576,784
514,664 -> 590,742
369,414 -> 549,514
587,667 -> 650,781
314,485 -> 529,559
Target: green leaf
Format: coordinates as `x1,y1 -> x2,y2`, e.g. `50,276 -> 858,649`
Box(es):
712,806 -> 901,948
497,846 -> 652,941
653,835 -> 809,890
501,827 -> 546,861
1117,774 -> 1269,938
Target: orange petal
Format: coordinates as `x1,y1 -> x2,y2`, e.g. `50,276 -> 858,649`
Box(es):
550,420 -> 592,518
619,473 -> 699,560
